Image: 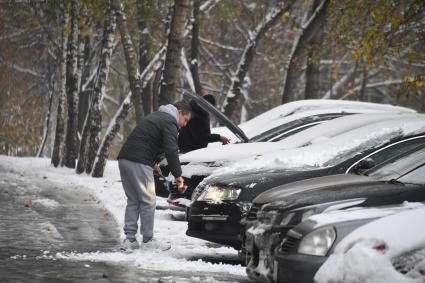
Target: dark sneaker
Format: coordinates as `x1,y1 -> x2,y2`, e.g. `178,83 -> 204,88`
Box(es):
120,239 -> 139,252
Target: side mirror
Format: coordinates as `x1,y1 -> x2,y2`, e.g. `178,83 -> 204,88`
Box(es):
352,158 -> 376,174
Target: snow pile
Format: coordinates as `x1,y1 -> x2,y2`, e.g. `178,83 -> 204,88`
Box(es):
0,156 -> 245,278
32,198 -> 61,209
315,207 -> 425,283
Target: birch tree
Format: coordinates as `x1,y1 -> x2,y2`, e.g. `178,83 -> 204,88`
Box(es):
158,0 -> 190,105
76,1 -> 116,174
37,65 -> 56,157
223,0 -> 296,121
189,0 -> 203,96
281,0 -> 330,104
92,46 -> 167,177
51,8 -> 68,167
112,0 -> 144,121
138,0 -> 154,115
63,0 -> 80,168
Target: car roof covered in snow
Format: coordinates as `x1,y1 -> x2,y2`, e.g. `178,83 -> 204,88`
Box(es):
211,100 -> 415,141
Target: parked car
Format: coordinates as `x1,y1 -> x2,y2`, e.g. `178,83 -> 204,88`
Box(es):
186,115 -> 425,249
156,97 -> 414,199
209,99 -> 415,142
314,206 -> 425,283
167,111 -> 414,203
245,144 -> 425,282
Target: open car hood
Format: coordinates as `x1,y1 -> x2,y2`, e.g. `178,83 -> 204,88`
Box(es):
182,90 -> 249,142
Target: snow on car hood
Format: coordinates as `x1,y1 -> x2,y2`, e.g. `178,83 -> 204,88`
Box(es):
214,117 -> 425,176
309,202 -> 425,229
180,113 -> 420,178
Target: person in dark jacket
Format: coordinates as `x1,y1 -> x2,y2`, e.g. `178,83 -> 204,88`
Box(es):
178,94 -> 230,153
117,102 -> 192,251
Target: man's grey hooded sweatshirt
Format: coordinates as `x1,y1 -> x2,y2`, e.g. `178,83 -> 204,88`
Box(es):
118,104 -> 182,177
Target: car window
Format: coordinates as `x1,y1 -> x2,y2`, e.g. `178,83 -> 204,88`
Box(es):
346,136 -> 425,173
368,146 -> 425,179
249,113 -> 348,142
268,122 -> 321,142
249,119 -> 306,142
397,164 -> 425,184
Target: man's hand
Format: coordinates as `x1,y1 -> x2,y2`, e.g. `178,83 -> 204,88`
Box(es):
175,176 -> 187,193
153,164 -> 162,176
220,135 -> 231,145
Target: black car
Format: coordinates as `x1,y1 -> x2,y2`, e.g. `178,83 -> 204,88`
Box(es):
165,112 -> 354,201
186,116 -> 425,249
245,144 -> 425,283
156,106 -> 354,198
168,111 -> 412,204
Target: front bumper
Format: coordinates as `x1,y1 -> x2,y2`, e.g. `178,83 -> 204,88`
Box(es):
245,224 -> 292,283
274,252 -> 326,283
186,200 -> 249,249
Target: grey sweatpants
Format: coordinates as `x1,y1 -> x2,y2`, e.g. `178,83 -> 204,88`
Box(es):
118,159 -> 156,242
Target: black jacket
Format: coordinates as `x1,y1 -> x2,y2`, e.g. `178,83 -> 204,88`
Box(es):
178,101 -> 220,153
118,108 -> 182,177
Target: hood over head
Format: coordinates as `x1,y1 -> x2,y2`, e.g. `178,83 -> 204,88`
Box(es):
159,104 -> 179,124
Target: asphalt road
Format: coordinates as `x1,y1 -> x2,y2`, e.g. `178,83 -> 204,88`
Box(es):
0,163 -> 250,283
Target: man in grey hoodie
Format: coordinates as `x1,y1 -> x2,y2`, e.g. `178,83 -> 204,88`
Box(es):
117,102 -> 192,251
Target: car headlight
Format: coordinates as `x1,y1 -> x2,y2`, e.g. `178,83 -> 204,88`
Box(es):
197,185 -> 241,201
298,226 -> 336,256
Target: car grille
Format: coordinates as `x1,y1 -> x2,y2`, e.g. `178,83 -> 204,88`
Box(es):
280,236 -> 299,253
392,248 -> 425,275
246,204 -> 261,220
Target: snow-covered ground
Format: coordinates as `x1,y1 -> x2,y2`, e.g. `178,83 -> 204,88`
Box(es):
0,156 -> 246,279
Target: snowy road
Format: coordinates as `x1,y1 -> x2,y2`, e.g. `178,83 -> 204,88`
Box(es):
0,159 -> 250,282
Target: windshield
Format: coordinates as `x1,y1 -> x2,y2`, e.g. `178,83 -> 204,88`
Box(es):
367,146 -> 425,179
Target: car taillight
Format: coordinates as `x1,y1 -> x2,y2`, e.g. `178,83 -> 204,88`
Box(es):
373,243 -> 387,253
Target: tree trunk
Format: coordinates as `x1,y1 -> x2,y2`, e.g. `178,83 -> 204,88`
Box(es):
138,0 -> 153,115
281,0 -> 330,104
304,50 -> 321,99
37,73 -> 55,157
190,0 -> 203,96
51,9 -> 68,167
112,0 -> 144,121
304,0 -> 326,99
85,2 -> 116,174
158,0 -> 190,105
359,65 -> 369,101
223,0 -> 295,120
77,35 -> 93,135
76,110 -> 91,174
64,0 -> 80,168
152,68 -> 162,111
92,97 -> 132,177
